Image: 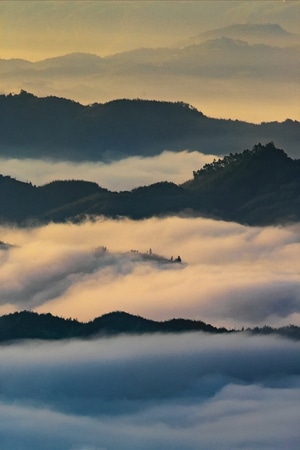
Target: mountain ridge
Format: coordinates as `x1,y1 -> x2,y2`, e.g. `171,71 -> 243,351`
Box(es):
1,21 -> 298,123
0,91 -> 299,161
0,310 -> 298,342
176,23 -> 299,48
0,143 -> 299,226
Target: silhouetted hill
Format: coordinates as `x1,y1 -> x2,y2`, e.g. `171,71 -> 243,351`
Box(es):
182,142 -> 300,224
0,143 -> 299,226
0,176 -> 106,223
0,91 -> 299,160
0,311 -> 83,341
0,310 -> 298,342
0,311 -> 224,342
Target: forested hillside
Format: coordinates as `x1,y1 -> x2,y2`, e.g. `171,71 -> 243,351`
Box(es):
0,310 -> 298,342
0,91 -> 299,160
0,143 -> 299,225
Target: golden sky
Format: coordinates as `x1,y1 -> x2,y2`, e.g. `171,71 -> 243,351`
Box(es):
0,1 -> 299,122
0,0 -> 298,61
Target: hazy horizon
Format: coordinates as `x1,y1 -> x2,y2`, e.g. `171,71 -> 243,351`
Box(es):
2,1 -> 299,61
1,0 -> 299,122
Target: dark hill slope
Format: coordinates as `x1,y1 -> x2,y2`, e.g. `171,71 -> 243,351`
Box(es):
42,182 -> 191,222
0,143 -> 299,226
182,142 -> 300,224
0,310 -> 223,342
0,91 -> 299,160
0,176 -> 106,223
0,310 -> 299,342
0,175 -> 36,222
0,310 -> 83,341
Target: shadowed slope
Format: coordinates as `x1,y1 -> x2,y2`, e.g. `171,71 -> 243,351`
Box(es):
0,310 -> 299,342
0,91 -> 299,160
0,143 -> 299,226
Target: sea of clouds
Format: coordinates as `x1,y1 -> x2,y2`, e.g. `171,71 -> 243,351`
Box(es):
1,163 -> 300,448
0,333 -> 299,449
0,215 -> 299,328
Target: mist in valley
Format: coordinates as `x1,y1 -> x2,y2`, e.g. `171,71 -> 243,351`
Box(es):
1,216 -> 299,329
1,1 -> 299,447
0,332 -> 299,449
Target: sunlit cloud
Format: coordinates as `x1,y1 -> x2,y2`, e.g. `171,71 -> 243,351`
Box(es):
0,217 -> 299,328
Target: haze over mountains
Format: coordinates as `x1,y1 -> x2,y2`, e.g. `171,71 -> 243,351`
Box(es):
0,91 -> 299,162
3,1 -> 299,57
176,22 -> 300,47
1,22 -> 299,123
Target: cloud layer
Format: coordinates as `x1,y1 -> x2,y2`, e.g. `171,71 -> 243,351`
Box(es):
0,151 -> 215,191
0,333 -> 299,449
1,216 -> 299,328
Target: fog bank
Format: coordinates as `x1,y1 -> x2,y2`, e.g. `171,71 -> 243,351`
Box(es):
0,151 -> 216,191
0,332 -> 299,449
0,217 -> 299,328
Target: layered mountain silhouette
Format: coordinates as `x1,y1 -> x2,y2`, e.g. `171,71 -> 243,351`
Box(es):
176,23 -> 300,48
0,310 -> 298,342
0,143 -> 299,226
0,310 -> 225,342
1,22 -> 299,123
0,91 -> 299,160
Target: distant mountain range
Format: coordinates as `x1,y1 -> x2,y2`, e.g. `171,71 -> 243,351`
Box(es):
1,22 -> 299,122
176,23 -> 300,48
0,91 -> 299,160
3,25 -> 299,80
0,310 -> 299,342
0,143 -> 299,226
0,23 -> 300,123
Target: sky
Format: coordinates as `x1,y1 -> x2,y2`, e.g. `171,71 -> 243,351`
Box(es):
0,0 -> 299,122
1,1 -> 299,61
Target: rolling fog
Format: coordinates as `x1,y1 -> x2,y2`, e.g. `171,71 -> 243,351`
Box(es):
0,332 -> 299,449
0,151 -> 216,192
0,215 -> 299,329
